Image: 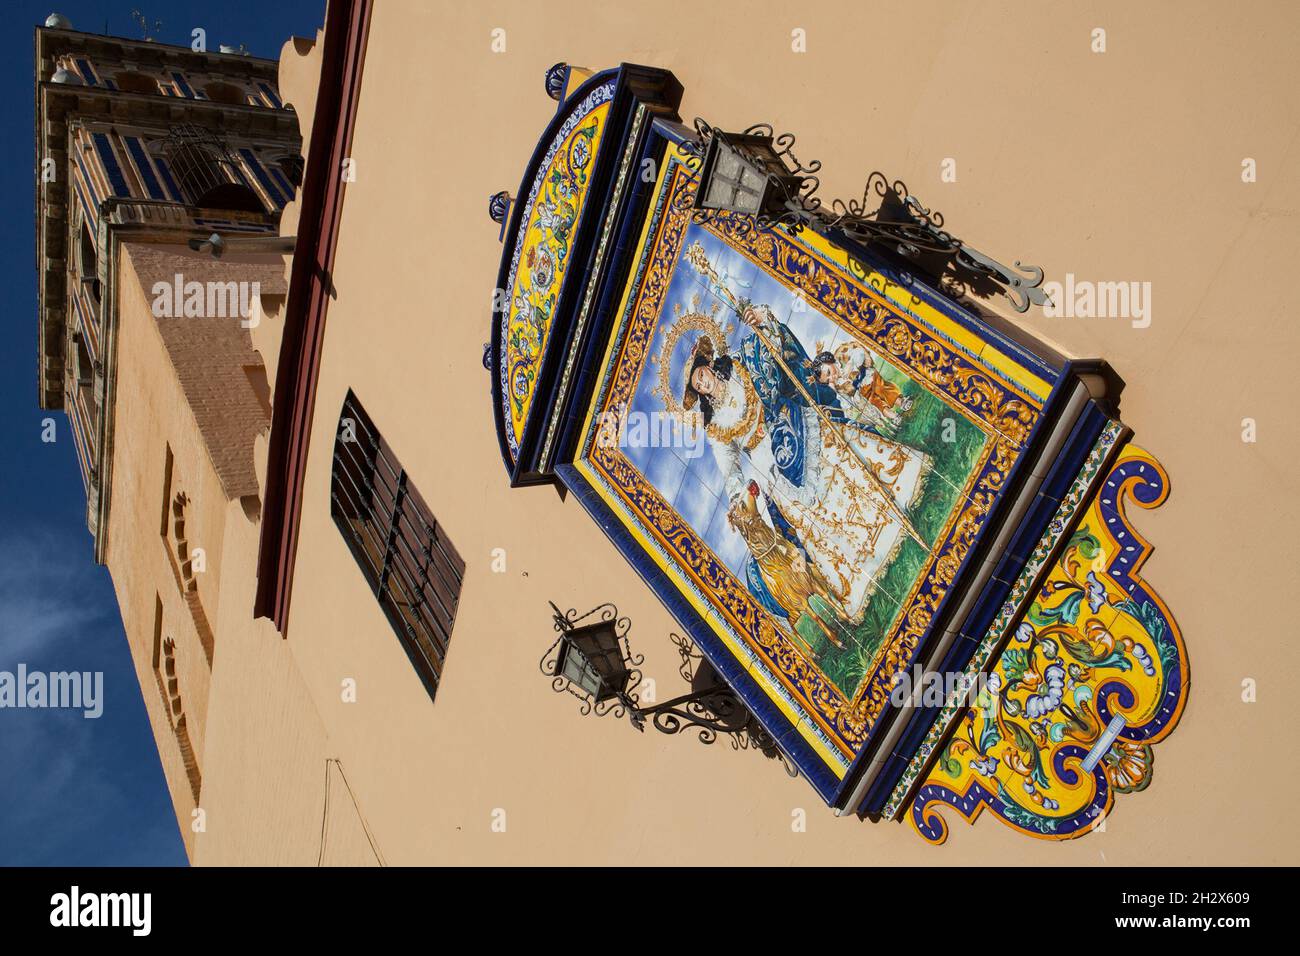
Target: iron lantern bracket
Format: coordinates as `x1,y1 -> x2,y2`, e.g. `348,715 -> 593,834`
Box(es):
542,603 -> 797,775
681,118 -> 1050,314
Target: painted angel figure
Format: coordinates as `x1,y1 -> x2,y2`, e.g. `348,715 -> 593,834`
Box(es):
682,301 -> 933,622
810,342 -> 913,437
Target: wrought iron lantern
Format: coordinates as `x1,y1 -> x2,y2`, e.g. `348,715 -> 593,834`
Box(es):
544,603 -> 641,714
552,614 -> 632,703
693,129 -> 806,218
682,119 -> 1049,313
542,602 -> 796,774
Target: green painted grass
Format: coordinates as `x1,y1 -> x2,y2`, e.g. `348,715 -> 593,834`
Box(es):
797,376 -> 987,699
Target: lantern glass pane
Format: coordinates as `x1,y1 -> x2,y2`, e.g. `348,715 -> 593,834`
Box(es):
740,164 -> 767,191
733,186 -> 763,215
715,147 -> 741,180
561,644 -> 602,699
705,177 -> 736,210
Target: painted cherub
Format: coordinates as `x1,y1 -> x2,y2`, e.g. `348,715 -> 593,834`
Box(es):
810,341 -> 912,435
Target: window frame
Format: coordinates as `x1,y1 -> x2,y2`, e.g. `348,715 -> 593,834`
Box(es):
329,390 -> 465,701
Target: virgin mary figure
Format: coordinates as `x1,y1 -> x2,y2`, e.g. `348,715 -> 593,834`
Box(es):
682,302 -> 933,623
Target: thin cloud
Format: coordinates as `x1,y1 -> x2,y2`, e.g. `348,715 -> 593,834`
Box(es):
0,530 -> 185,865
0,532 -> 111,661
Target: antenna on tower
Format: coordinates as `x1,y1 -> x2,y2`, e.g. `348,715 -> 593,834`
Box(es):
129,9 -> 162,41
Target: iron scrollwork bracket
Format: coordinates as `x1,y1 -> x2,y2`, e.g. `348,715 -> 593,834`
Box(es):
542,604 -> 798,776
680,118 -> 1049,314
625,633 -> 797,776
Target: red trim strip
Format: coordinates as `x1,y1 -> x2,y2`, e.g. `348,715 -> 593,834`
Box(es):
255,0 -> 373,632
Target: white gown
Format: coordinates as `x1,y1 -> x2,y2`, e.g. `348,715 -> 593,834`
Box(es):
706,362 -> 932,623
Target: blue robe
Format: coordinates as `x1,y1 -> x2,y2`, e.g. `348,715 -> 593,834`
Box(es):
735,319 -> 837,488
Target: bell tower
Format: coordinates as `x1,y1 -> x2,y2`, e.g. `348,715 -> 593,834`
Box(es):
34,12 -> 304,856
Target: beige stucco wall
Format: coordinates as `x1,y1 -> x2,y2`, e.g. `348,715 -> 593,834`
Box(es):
118,0 -> 1298,865
108,241 -> 373,865
109,244 -> 256,855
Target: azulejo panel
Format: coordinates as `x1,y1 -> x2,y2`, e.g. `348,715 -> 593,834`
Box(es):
579,152 -> 1050,764
909,443 -> 1187,842
500,80 -> 615,458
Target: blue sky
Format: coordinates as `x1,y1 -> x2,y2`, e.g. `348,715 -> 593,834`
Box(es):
0,1 -> 323,866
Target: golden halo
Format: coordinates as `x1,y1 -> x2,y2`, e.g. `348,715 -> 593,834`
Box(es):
651,310 -> 730,420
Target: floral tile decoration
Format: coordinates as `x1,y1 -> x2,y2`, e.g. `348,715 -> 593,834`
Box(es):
905,442 -> 1188,842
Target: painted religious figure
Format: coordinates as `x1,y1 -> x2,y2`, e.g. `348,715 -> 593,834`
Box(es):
677,244 -> 934,635
811,343 -> 913,437
633,229 -> 987,696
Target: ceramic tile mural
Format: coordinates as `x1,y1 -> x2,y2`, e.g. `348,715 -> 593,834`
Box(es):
627,229 -> 994,690
486,65 -> 1191,834
575,147 -> 1051,770
908,443 -> 1188,842
500,79 -> 615,460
